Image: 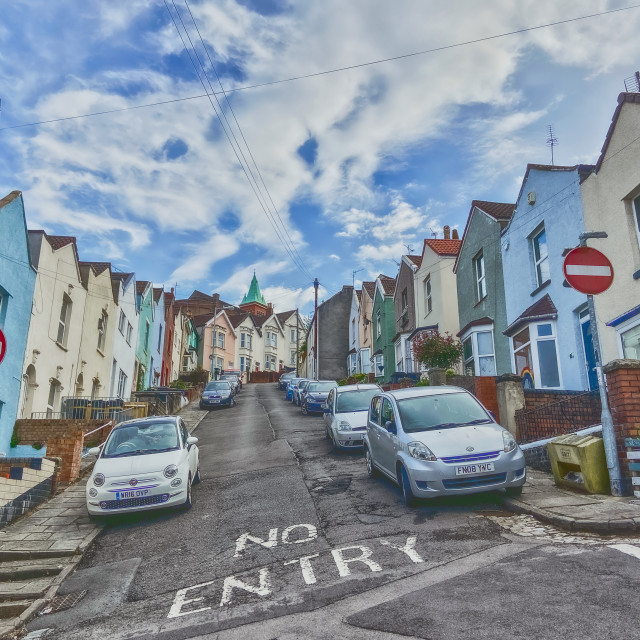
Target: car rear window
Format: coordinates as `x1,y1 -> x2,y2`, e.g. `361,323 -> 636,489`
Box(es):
397,392 -> 491,433
205,382 -> 231,390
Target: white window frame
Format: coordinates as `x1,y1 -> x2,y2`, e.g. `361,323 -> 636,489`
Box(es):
374,353 -> 384,378
376,309 -> 381,338
118,310 -> 126,335
359,348 -> 371,374
532,226 -> 550,287
474,252 -> 486,301
615,314 -> 640,359
510,320 -> 562,389
290,328 -> 296,343
126,322 -> 133,345
117,369 -> 128,399
213,331 -> 225,349
240,356 -> 245,372
97,310 -> 108,352
57,294 -> 72,346
424,275 -> 432,315
461,324 -> 496,376
144,320 -> 150,352
348,353 -> 358,375
46,380 -> 60,416
633,195 -> 640,250
395,340 -> 403,372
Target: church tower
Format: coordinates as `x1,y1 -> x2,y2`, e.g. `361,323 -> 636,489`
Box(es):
239,272 -> 270,316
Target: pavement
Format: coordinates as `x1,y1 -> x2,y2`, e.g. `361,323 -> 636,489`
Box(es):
505,467 -> 640,534
0,401 -> 208,640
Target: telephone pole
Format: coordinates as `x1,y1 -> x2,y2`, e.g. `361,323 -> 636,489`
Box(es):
314,278 -> 319,379
296,308 -> 300,377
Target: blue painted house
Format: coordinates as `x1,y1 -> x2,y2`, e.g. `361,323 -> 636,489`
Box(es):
150,287 -> 165,388
501,164 -> 597,390
0,192 -> 36,456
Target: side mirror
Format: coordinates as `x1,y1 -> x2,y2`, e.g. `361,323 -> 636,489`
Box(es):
88,446 -> 101,456
186,436 -> 198,446
323,404 -> 331,413
385,420 -> 397,435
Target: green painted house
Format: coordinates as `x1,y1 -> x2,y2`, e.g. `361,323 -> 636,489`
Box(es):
371,275 -> 397,383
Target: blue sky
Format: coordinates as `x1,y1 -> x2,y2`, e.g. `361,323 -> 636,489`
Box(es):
2,0 -> 640,314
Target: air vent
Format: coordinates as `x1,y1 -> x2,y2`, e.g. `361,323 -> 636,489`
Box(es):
527,191 -> 536,205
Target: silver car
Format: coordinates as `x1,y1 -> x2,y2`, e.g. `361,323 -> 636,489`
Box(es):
324,384 -> 381,451
364,386 -> 526,506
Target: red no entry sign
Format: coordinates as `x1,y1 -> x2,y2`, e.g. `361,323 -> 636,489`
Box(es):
563,247 -> 614,295
0,329 -> 6,366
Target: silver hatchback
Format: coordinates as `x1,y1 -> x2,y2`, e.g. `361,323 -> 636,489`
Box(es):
364,386 -> 526,506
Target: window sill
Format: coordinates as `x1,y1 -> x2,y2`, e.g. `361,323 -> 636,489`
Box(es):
55,341 -> 68,352
473,295 -> 488,308
530,279 -> 551,297
97,348 -> 105,358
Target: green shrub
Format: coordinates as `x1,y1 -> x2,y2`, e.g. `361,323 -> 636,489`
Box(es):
337,379 -> 348,386
170,379 -> 188,389
10,433 -> 19,448
445,369 -> 456,378
32,442 -> 43,450
416,379 -> 430,386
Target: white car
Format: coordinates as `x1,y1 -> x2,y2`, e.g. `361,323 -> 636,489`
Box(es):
86,416 -> 200,517
323,384 -> 381,451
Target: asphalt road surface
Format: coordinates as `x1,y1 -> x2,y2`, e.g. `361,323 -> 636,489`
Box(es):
27,383 -> 640,639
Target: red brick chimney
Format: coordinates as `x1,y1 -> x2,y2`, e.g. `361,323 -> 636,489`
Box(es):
443,225 -> 451,240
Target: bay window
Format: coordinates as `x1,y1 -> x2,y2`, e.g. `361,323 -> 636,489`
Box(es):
462,326 -> 496,376
511,321 -> 561,389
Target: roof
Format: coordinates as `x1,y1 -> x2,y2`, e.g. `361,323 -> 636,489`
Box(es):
379,276 -> 396,296
276,310 -> 297,323
503,294 -> 558,337
457,316 -> 494,338
111,271 -> 133,281
153,287 -> 163,303
241,272 -> 266,306
424,239 -> 461,257
189,290 -> 216,301
0,190 -> 22,210
227,311 -> 250,328
47,235 -> 77,251
405,254 -> 422,267
136,280 -> 150,296
594,92 -> 640,174
79,261 -> 111,276
191,313 -> 215,327
362,281 -> 376,299
355,289 -> 362,302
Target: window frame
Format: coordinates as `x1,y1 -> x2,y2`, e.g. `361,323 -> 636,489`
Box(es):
57,294 -> 72,346
118,310 -> 126,335
461,324 -> 496,376
633,195 -> 640,250
473,251 -> 486,301
424,275 -> 432,315
376,309 -> 381,338
531,226 -> 550,288
510,320 -> 562,389
97,310 -> 108,352
616,314 -> 640,360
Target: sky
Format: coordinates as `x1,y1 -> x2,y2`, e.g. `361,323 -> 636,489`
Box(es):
2,0 -> 640,314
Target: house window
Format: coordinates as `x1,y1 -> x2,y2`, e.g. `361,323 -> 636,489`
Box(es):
424,276 -> 432,315
57,294 -> 72,346
532,227 -> 550,287
157,324 -> 163,352
374,353 -> 384,378
290,350 -> 296,365
267,332 -> 277,347
144,320 -> 150,352
182,354 -> 190,371
97,310 -> 108,352
474,252 -> 486,301
401,288 -> 408,311
376,309 -> 381,338
351,318 -> 356,344
348,353 -> 358,374
512,322 -> 560,389
0,286 -> 8,330
620,321 -> 640,360
117,369 -> 128,399
462,328 -> 496,376
633,196 -> 640,248
126,322 -> 133,345
264,354 -> 276,370
360,347 -> 371,374
240,356 -> 245,372
214,331 -> 225,349
241,332 -> 246,348
46,380 -> 60,416
216,356 -> 223,370
290,328 -> 296,343
118,310 -> 126,334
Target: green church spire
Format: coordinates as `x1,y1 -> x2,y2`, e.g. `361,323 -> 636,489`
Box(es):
241,271 -> 266,305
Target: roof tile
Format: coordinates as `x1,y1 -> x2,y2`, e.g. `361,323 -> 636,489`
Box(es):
424,239 -> 461,256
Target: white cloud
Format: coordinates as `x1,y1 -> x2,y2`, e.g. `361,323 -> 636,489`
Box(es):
329,254 -> 340,261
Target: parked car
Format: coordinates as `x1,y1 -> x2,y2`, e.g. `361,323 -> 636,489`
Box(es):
364,386 -> 525,506
301,380 -> 338,415
86,416 -> 200,517
223,369 -> 243,391
219,374 -> 239,395
200,381 -> 235,409
285,378 -> 303,401
323,384 -> 381,451
279,371 -> 296,390
293,379 -> 311,406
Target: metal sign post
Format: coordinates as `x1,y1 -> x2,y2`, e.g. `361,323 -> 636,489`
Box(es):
573,233 -> 623,496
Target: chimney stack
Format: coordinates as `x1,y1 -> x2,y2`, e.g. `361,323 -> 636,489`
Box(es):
452,229 -> 459,240
443,225 -> 451,240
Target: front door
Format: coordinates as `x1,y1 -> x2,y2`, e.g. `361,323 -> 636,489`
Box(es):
580,311 -> 598,390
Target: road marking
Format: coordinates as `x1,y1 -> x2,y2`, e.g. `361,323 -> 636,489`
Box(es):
284,553 -> 320,584
168,579 -> 216,618
379,536 -> 423,563
609,543 -> 640,560
282,523 -> 318,544
331,546 -> 382,577
220,568 -> 271,606
233,528 -> 279,557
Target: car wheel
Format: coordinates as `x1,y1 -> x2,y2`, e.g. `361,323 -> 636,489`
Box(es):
330,433 -> 339,453
183,474 -> 193,510
400,465 -> 417,507
193,465 -> 201,484
365,447 -> 379,478
505,485 -> 523,498
301,402 -> 308,416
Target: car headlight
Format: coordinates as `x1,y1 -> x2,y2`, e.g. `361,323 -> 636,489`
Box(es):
407,442 -> 436,461
89,488 -> 98,497
93,473 -> 105,486
338,421 -> 352,431
503,431 -> 517,453
164,464 -> 179,479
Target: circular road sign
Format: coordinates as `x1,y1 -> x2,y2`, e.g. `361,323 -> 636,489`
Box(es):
563,246 -> 614,295
0,329 -> 6,366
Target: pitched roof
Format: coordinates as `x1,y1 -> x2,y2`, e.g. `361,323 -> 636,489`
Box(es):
0,190 -> 22,210
189,289 -> 215,301
191,313 -> 215,327
457,316 -> 494,338
379,276 -> 396,296
503,294 -> 558,337
276,310 -> 296,323
424,239 -> 461,257
226,310 -> 250,328
47,235 -> 77,251
241,272 -> 266,306
153,287 -> 163,303
111,271 -> 133,281
355,289 -> 362,302
79,261 -> 111,275
136,280 -> 150,296
594,92 -> 640,174
405,254 -> 422,267
471,200 -> 515,222
362,281 -> 376,299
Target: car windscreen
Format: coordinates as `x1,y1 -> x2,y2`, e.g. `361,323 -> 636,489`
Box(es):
397,393 -> 491,433
298,380 -> 311,389
336,389 -> 380,413
205,382 -> 231,391
102,422 -> 180,457
307,382 -> 337,393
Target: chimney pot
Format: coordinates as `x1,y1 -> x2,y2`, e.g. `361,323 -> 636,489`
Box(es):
443,225 -> 451,240
452,229 -> 459,240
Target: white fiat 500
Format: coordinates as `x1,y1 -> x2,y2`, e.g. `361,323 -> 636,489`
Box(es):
86,416 -> 200,517
323,384 -> 381,451
364,386 -> 526,506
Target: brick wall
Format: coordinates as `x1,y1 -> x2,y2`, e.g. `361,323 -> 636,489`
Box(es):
515,389 -> 601,444
14,419 -> 107,445
603,359 -> 640,491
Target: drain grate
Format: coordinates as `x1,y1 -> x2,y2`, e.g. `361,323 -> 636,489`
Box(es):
39,590 -> 87,615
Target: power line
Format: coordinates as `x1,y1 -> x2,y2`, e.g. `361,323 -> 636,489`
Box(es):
1,4 -> 638,132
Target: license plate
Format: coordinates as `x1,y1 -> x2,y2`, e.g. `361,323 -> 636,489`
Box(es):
211,399 -> 220,403
116,489 -> 149,500
455,462 -> 495,476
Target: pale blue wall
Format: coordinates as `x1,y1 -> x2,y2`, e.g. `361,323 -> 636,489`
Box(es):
502,167 -> 591,390
0,192 -> 36,455
150,290 -> 165,387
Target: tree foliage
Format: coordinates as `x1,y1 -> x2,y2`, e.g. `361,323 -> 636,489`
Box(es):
413,331 -> 462,370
